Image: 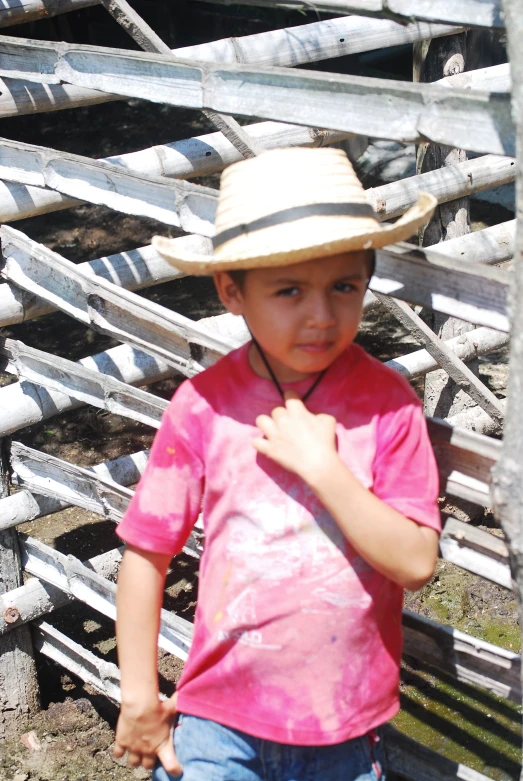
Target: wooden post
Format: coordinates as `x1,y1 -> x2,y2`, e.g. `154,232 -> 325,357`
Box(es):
0,439 -> 39,737
414,34 -> 474,420
414,33 -> 481,520
492,5 -> 523,777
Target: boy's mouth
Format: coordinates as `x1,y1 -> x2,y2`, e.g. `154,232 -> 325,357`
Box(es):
297,342 -> 334,354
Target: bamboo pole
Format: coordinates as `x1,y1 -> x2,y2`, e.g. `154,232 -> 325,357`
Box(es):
492,8 -> 523,776
0,0 -> 97,26
387,327 -> 509,380
198,0 -> 505,29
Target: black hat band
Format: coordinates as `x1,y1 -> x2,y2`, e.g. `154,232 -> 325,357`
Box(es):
212,202 -> 377,250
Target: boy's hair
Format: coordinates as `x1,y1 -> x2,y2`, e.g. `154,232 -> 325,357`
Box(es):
227,251 -> 375,290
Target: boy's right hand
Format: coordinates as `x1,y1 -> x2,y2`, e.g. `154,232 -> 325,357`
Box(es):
113,693 -> 182,774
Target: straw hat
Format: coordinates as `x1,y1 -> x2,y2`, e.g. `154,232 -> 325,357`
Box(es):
153,147 -> 436,275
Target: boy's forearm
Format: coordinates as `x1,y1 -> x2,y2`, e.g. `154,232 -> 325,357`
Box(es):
305,453 -> 439,590
116,545 -> 172,706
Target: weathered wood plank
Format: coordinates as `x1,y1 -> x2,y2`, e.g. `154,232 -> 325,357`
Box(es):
11,443 -> 133,522
177,17 -> 464,68
372,244 -> 510,332
33,620 -> 121,702
385,724 -> 502,781
1,338 -> 167,429
0,138 -> 512,231
0,449 -> 149,533
201,0 -> 504,29
0,490 -> 42,532
402,610 -> 520,702
0,38 -> 513,156
0,137 -> 219,233
57,53 -> 515,156
440,517 -> 511,588
99,0 -> 173,55
0,548 -> 122,635
0,341 -> 175,438
416,34 -> 477,454
374,294 -> 506,425
447,404 -> 506,439
0,139 -> 516,230
8,443 -> 204,560
428,418 -> 500,507
0,16 -> 464,118
0,226 -> 239,374
20,535 -> 193,659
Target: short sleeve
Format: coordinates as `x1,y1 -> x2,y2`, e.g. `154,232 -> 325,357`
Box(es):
117,383 -> 204,555
372,398 -> 441,533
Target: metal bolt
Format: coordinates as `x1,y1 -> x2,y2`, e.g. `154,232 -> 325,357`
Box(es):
3,606 -> 20,624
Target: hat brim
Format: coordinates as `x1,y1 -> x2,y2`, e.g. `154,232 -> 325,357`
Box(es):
153,193 -> 437,275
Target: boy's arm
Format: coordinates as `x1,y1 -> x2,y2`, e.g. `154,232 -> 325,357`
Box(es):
114,545 -> 182,774
254,393 -> 439,591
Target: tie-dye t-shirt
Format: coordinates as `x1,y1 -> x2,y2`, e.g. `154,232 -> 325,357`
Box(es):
117,342 -> 440,746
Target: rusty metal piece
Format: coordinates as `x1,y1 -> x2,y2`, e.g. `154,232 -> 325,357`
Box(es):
3,605 -> 20,623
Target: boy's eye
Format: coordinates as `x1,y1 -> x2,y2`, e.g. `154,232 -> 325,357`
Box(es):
334,281 -> 356,293
276,286 -> 300,297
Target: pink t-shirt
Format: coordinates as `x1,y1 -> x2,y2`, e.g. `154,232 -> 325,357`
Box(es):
118,342 -> 440,746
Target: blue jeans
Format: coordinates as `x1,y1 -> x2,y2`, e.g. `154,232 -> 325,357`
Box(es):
153,714 -> 386,781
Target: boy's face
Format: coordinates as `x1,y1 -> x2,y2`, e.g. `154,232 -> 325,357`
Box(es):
215,251 -> 371,383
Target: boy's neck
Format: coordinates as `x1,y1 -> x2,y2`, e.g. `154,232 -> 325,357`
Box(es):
248,342 -> 320,384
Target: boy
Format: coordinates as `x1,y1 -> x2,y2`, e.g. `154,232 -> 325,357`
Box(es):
113,147 -> 440,780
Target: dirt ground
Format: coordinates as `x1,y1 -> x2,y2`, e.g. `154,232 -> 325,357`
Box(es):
0,9 -> 519,780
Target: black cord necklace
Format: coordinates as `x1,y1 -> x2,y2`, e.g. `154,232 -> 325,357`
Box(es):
249,332 -> 327,403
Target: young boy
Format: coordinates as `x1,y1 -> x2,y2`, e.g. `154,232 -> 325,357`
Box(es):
113,147 -> 440,781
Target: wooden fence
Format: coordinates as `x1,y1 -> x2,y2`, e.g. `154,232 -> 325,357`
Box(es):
0,0 -> 522,778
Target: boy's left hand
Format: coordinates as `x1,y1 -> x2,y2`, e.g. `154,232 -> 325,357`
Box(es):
253,391 -> 338,482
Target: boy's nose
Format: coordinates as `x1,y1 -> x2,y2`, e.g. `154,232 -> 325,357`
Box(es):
306,295 -> 336,329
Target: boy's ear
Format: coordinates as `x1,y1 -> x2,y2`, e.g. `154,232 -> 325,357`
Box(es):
214,271 -> 245,315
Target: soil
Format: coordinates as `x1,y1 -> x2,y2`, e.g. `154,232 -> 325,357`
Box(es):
0,7 -> 519,780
